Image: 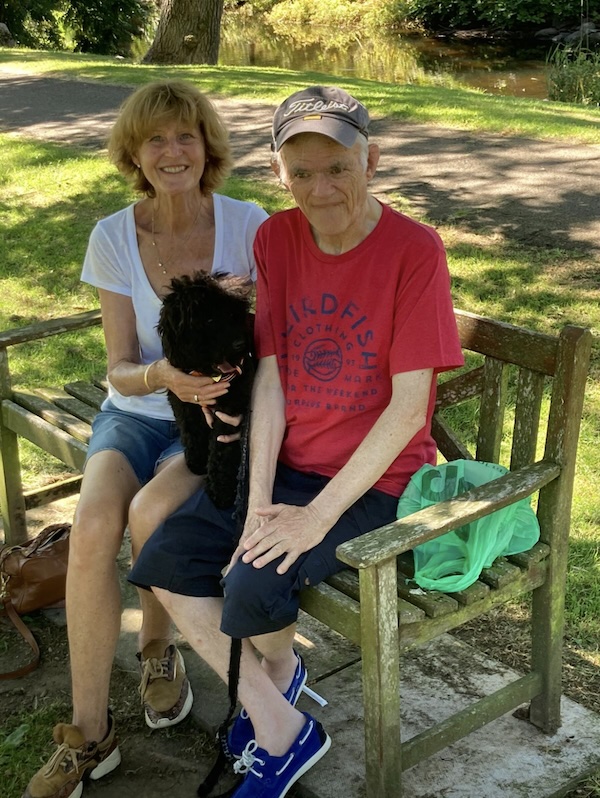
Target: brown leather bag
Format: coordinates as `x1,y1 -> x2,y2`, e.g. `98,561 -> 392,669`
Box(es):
0,523 -> 70,679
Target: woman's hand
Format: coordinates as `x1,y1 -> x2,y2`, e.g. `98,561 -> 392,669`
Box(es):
153,360 -> 230,406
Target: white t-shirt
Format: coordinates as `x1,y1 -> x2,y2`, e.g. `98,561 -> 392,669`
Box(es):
81,194 -> 268,420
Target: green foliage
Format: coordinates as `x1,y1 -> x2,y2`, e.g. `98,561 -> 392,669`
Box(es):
403,0 -> 583,31
0,702 -> 69,798
63,0 -> 154,56
264,0 -> 405,31
0,0 -> 64,49
548,44 -> 600,106
0,0 -> 155,53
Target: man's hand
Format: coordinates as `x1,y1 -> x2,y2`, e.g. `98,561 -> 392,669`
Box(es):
239,503 -> 330,574
202,409 -> 243,443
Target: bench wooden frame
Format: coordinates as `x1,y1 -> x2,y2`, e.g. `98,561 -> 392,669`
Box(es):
0,308 -> 593,798
0,310 -> 103,545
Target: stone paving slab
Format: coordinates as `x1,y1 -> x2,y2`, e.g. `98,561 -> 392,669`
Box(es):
113,545 -> 600,798
295,635 -> 600,798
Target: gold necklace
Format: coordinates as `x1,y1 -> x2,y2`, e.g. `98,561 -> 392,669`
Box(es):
151,202 -> 202,275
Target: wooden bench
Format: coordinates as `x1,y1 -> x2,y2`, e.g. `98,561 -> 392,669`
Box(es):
0,308 -> 593,798
0,310 -> 103,545
299,310 -> 592,797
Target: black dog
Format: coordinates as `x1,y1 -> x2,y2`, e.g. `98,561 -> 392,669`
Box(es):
158,272 -> 254,509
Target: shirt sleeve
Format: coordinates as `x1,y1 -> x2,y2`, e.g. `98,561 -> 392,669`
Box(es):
253,224 -> 277,359
245,205 -> 270,284
389,227 -> 464,376
80,218 -> 132,297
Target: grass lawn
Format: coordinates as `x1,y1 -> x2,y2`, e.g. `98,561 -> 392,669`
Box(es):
0,54 -> 599,797
1,48 -> 600,144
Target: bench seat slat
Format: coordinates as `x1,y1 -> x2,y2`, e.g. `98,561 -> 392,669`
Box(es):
36,386 -> 101,425
2,400 -> 87,471
508,541 -> 550,567
300,551 -> 548,651
397,574 -> 459,618
64,381 -> 107,411
449,579 -> 491,605
12,390 -> 93,443
479,557 -> 522,589
399,558 -> 548,650
326,569 -> 425,624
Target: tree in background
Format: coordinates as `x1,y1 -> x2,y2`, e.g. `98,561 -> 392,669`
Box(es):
64,0 -> 154,55
144,0 -> 224,63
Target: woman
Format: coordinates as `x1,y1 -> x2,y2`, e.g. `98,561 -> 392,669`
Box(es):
23,80 -> 268,798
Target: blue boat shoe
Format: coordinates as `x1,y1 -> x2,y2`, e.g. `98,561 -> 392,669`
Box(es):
226,650 -> 308,760
231,712 -> 331,798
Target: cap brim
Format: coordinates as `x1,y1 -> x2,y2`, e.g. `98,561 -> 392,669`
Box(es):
274,117 -> 360,151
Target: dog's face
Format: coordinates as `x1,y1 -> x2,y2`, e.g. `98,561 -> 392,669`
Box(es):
158,272 -> 253,378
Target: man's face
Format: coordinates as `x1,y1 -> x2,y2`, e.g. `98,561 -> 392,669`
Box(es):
278,133 -> 377,243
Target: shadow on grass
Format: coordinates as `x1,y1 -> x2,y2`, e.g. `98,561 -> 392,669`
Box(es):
2,50 -> 599,141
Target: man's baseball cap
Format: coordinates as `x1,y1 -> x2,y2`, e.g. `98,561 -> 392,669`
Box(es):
272,86 -> 370,151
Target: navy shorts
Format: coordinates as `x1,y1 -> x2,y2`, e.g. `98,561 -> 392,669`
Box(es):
129,463 -> 397,638
86,401 -> 183,486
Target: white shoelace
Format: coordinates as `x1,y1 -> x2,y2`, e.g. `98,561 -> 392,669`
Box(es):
233,741 -> 266,778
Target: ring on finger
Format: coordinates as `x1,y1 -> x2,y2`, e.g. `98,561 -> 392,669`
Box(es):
194,394 -> 199,403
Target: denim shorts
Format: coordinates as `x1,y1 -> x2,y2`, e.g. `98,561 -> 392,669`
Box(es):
129,462 -> 398,638
85,401 -> 184,486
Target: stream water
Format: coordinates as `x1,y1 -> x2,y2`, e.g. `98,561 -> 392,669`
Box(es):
219,15 -> 553,99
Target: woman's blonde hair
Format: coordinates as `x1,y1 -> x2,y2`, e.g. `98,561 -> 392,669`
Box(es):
108,80 -> 233,196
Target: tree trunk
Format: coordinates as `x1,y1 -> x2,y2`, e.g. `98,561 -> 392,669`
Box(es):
144,0 -> 224,65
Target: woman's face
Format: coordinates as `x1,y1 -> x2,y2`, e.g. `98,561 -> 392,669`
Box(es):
135,119 -> 207,197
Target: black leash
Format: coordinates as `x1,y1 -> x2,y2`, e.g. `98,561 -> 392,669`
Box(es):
197,636 -> 244,798
198,408 -> 251,797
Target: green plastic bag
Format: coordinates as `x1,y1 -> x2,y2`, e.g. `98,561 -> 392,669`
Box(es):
396,460 -> 540,593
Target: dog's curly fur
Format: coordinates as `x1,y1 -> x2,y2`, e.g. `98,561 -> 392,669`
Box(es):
158,272 -> 255,509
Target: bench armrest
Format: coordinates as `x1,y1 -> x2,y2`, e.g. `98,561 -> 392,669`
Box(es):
336,460 -> 560,569
0,310 -> 102,349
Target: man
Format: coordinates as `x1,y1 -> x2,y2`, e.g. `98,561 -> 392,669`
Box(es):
130,85 -> 464,798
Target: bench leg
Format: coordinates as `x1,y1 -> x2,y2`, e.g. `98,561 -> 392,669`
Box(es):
359,560 -> 402,798
529,568 -> 564,734
0,419 -> 28,545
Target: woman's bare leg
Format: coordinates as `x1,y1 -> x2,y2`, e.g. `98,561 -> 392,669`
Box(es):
67,450 -> 139,741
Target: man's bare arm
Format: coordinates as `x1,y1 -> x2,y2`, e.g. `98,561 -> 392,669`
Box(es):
241,368 -> 433,573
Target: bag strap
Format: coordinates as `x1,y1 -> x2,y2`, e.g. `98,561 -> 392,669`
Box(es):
0,600 -> 41,680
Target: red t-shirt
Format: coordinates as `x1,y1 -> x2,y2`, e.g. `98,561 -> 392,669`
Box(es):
254,203 -> 464,497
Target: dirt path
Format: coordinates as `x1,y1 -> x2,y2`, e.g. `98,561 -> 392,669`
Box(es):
1,69 -> 599,255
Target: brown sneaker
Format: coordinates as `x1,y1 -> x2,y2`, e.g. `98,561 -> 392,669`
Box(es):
138,641 -> 193,730
22,709 -> 120,798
